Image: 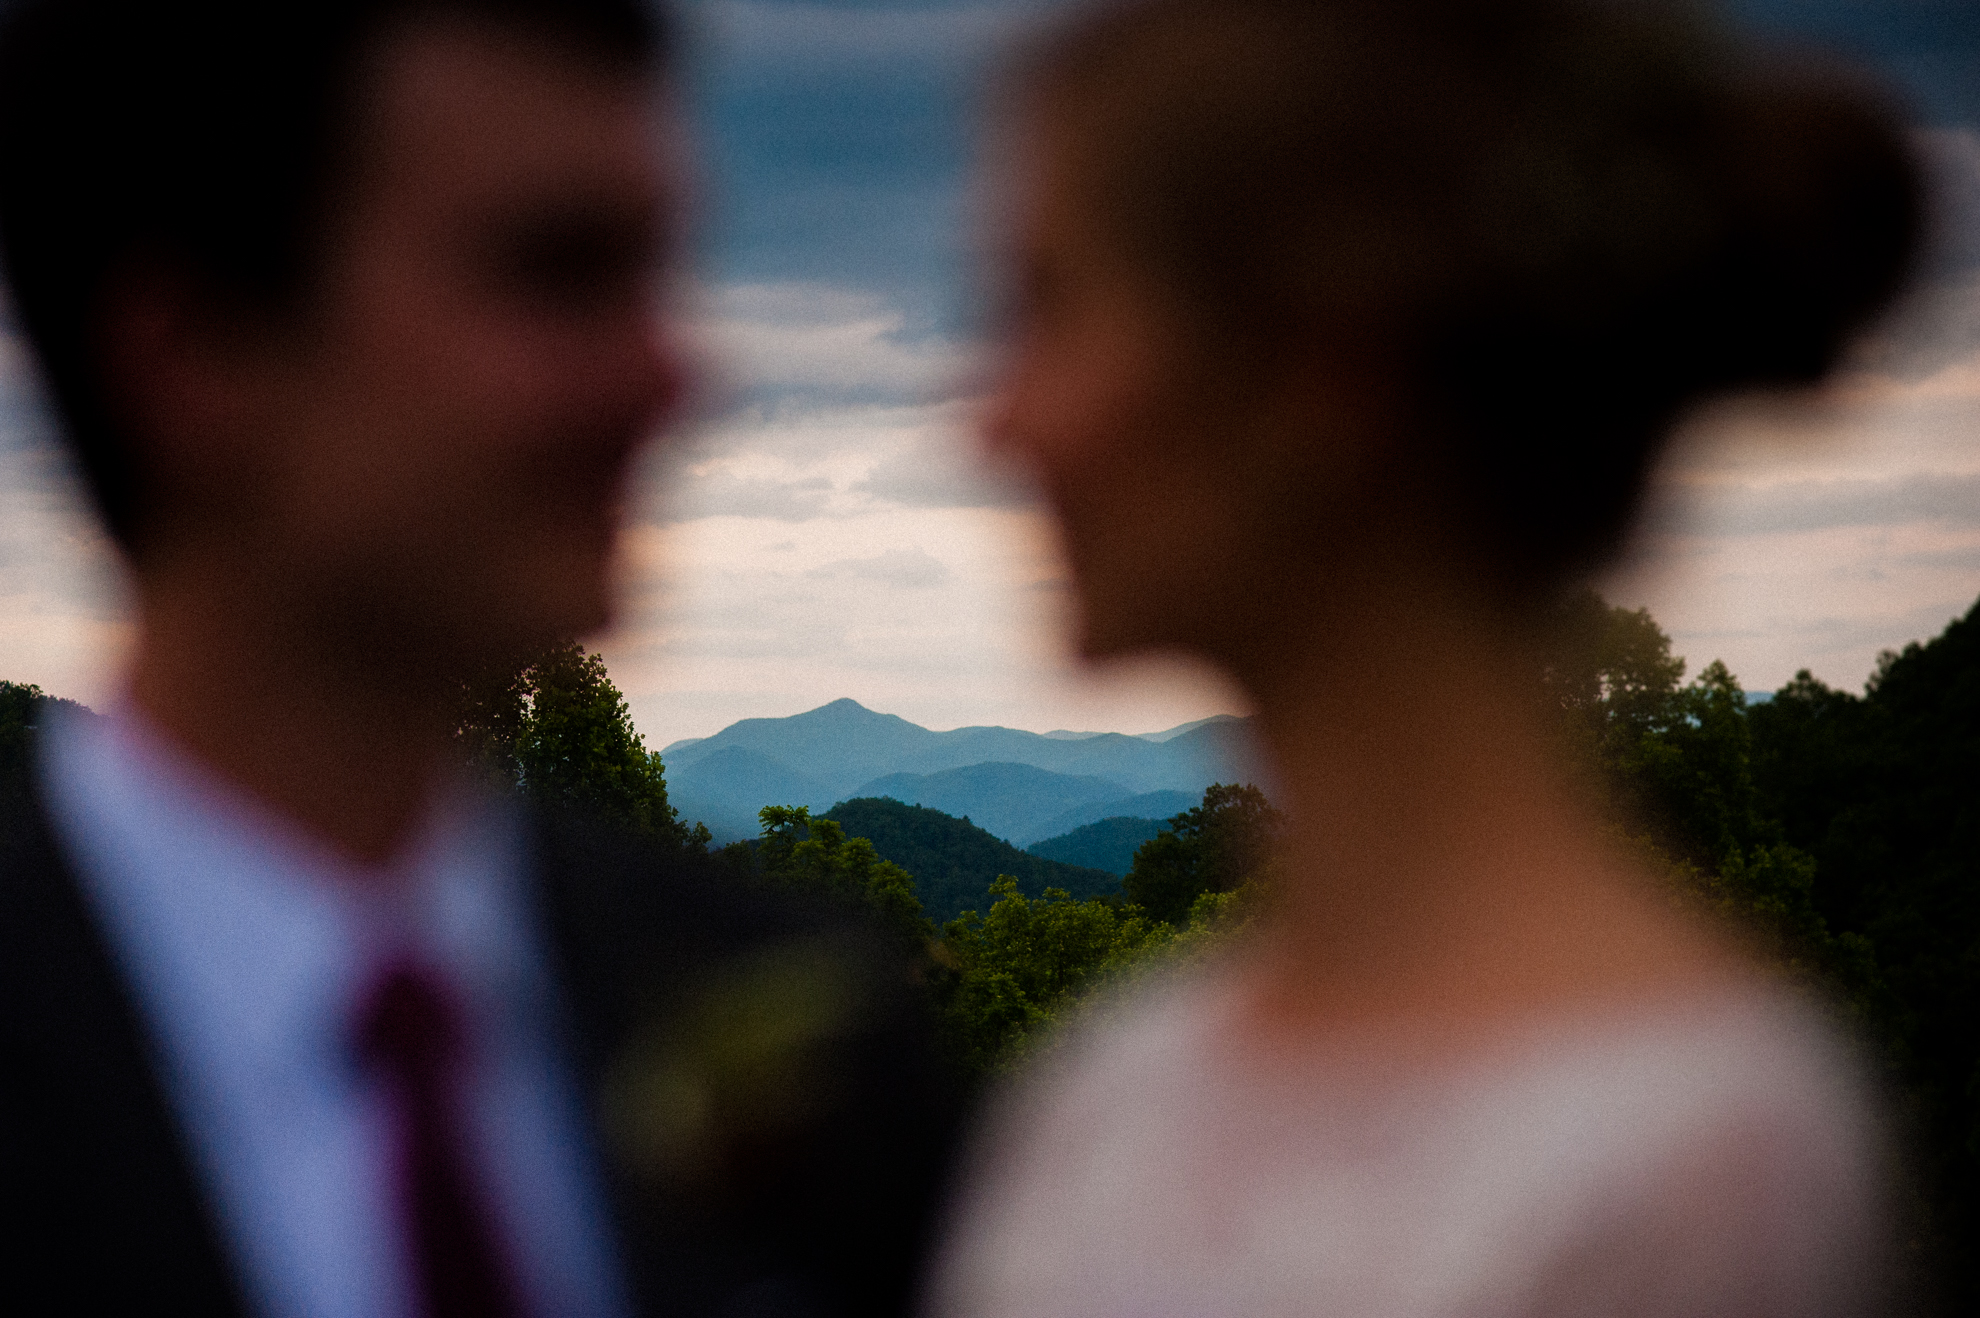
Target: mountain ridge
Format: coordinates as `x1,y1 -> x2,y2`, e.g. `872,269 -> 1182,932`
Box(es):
822,797 -> 1120,922
663,698 -> 1256,844
1026,815 -> 1167,876
850,761 -> 1131,845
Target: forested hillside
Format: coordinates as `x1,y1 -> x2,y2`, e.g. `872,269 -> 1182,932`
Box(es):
718,783 -> 1279,1076
821,796 -> 1118,922
1026,815 -> 1166,874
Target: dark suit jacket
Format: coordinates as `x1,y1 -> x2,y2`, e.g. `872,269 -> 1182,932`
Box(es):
0,770 -> 964,1317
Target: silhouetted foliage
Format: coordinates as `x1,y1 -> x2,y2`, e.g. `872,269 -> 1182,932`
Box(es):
1540,591 -> 1876,996
1545,588 -> 1980,1307
1122,782 -> 1283,925
1545,592 -> 1768,862
1,680 -> 42,801
454,640 -> 709,852
1,679 -> 94,835
718,805 -> 933,955
1744,603 -> 1980,1307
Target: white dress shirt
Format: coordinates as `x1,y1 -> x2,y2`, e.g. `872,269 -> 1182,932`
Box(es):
37,704 -> 634,1318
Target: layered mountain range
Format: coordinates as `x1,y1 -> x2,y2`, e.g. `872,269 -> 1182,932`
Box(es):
662,697 -> 1255,845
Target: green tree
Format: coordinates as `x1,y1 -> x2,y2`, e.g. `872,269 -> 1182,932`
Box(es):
935,874 -> 1262,1076
937,877 -> 1168,1073
1747,603 -> 1980,1302
1624,659 -> 1767,863
731,805 -> 934,953
1,680 -> 45,778
1544,588 -> 1689,768
1548,593 -> 1777,862
1540,594 -> 1876,1007
717,803 -> 1255,1075
926,778 -> 1290,1072
454,641 -> 708,852
1543,590 -> 1756,857
1123,782 -> 1283,925
1746,668 -> 1871,877
1,680 -> 48,833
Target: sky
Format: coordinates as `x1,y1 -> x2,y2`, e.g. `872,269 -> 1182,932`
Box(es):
2,0 -> 1979,748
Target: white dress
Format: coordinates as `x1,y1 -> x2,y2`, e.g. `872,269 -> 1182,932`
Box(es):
925,968 -> 1892,1318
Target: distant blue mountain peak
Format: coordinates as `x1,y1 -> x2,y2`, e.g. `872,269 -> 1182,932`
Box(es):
811,697 -> 879,716
663,698 -> 1258,844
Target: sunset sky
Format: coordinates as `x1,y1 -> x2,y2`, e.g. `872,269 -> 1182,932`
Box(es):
3,0 -> 1978,748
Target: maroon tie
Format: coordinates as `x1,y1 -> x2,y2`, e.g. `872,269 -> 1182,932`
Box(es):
357,962 -> 525,1318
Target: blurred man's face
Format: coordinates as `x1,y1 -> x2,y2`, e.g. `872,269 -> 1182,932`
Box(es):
213,19 -> 683,673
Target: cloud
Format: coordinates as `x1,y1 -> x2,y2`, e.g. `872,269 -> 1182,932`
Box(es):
1665,594 -> 1978,677
0,364 -> 131,700
849,429 -> 1030,510
652,278 -> 999,524
1894,543 -> 1980,572
1831,130 -> 1980,383
1725,5 -> 1980,129
1917,127 -> 1980,273
645,346 -> 1024,521
806,546 -> 952,589
0,390 -> 112,597
684,281 -> 970,407
660,468 -> 837,522
1656,471 -> 1980,536
680,0 -> 1036,303
650,621 -> 853,661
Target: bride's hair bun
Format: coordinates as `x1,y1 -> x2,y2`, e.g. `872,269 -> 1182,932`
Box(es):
1692,76 -> 1919,385
1023,0 -> 1921,585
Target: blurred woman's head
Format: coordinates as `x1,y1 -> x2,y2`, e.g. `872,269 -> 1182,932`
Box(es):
988,0 -> 1918,665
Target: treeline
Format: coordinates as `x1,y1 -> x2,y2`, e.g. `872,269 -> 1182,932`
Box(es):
454,640 -> 711,852
1539,590 -> 1979,1303
717,783 -> 1281,1075
0,679 -> 91,834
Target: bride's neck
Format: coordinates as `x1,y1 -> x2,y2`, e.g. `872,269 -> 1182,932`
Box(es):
1226,562 -> 1723,1030
1246,566 -> 1566,908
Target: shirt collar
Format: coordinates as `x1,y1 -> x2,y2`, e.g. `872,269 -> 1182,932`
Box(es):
36,701 -> 536,1090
